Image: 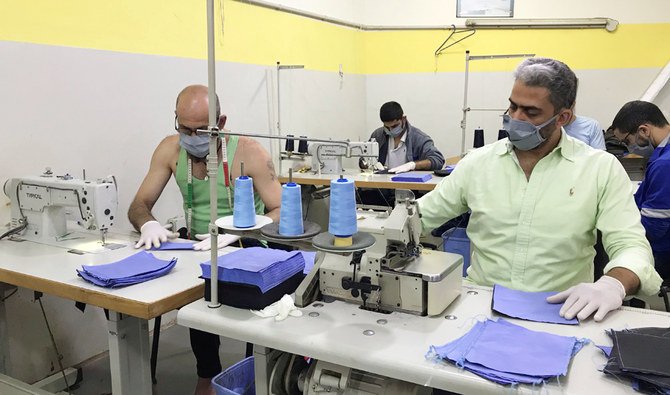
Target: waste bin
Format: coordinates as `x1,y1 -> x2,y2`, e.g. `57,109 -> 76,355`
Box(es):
212,356 -> 255,395
442,227 -> 470,277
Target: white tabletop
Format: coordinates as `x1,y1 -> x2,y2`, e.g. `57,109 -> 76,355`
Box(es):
279,170 -> 443,191
177,284 -> 670,394
0,232 -> 228,319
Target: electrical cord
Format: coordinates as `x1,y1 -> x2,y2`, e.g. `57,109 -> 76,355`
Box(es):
0,219 -> 28,240
1,288 -> 17,303
37,296 -> 72,395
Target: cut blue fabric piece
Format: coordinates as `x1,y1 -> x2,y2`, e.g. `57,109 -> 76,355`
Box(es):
77,251 -> 177,288
466,319 -> 583,377
301,251 -> 317,274
390,172 -> 432,182
151,241 -> 195,250
428,318 -> 586,386
597,345 -> 612,357
492,284 -> 578,325
200,247 -> 305,293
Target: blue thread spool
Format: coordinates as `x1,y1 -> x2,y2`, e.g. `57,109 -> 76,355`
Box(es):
279,182 -> 304,236
233,176 -> 256,228
498,129 -> 509,140
328,178 -> 357,240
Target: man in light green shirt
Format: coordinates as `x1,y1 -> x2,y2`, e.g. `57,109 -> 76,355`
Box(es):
418,58 -> 662,322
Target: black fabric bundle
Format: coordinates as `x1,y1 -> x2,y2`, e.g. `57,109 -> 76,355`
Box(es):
604,327 -> 670,394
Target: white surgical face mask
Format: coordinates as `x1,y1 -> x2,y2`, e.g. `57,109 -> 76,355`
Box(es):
179,133 -> 210,158
502,114 -> 559,151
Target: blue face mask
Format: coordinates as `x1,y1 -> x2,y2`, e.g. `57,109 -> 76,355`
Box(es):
179,133 -> 210,158
384,122 -> 404,137
502,114 -> 559,151
627,135 -> 655,158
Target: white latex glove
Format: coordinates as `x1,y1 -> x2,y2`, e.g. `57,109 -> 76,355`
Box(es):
546,276 -> 626,322
389,161 -> 416,174
251,294 -> 303,321
193,233 -> 241,251
135,220 -> 178,249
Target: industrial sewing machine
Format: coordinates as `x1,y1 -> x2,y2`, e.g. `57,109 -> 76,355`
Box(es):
307,140 -> 379,174
3,169 -> 120,251
261,191 -> 462,394
297,190 -> 463,316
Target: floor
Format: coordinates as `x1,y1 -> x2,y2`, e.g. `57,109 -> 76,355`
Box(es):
71,323 -> 246,395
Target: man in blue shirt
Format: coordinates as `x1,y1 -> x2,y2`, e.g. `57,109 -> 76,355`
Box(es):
564,112 -> 606,150
609,100 -> 670,280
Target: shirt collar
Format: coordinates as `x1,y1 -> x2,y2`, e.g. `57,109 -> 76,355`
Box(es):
494,128 -> 576,162
659,133 -> 670,148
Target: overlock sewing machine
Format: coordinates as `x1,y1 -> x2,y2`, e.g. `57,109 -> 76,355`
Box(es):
307,140 -> 379,174
262,191 -> 463,394
298,190 -> 463,316
3,168 -> 119,249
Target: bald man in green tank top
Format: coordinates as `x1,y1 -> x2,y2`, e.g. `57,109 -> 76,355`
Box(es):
129,84 -> 281,249
128,84 -> 282,395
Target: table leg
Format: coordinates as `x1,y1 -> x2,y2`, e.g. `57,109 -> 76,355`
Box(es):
0,283 -> 16,375
107,312 -> 152,394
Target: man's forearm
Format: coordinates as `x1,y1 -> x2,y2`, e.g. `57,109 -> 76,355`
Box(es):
128,201 -> 156,231
414,159 -> 433,170
265,207 -> 280,222
605,267 -> 641,295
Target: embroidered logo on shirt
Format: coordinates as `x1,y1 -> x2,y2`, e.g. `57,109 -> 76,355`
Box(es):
569,187 -> 574,196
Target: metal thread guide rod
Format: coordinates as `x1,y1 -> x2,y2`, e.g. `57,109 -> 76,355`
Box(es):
206,0 -> 221,308
276,61 -> 304,177
459,51 -> 534,156
288,167 -> 293,184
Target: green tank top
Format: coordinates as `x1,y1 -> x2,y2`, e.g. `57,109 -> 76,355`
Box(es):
175,135 -> 265,237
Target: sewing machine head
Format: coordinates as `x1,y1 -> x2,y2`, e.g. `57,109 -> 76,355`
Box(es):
3,169 -> 118,244
298,190 -> 463,316
307,140 -> 379,174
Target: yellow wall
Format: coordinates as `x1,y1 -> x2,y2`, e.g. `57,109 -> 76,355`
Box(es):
1,0 -> 669,74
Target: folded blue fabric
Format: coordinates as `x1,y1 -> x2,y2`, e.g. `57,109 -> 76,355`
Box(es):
77,251 -> 177,288
428,318 -> 586,386
492,284 -> 578,325
151,241 -> 195,250
200,247 -> 305,293
390,172 -> 432,183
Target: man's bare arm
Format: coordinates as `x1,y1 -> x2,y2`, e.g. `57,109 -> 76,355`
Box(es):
128,137 -> 176,231
241,139 -> 282,222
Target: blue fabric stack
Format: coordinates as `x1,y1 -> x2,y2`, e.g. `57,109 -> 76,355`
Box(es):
77,251 -> 177,288
151,241 -> 195,250
390,172 -> 432,182
428,318 -> 587,386
200,247 -> 305,293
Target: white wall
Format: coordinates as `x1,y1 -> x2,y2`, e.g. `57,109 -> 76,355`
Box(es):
366,68 -> 670,158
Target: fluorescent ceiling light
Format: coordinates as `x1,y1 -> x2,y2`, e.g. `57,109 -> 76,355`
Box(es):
465,18 -> 618,32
